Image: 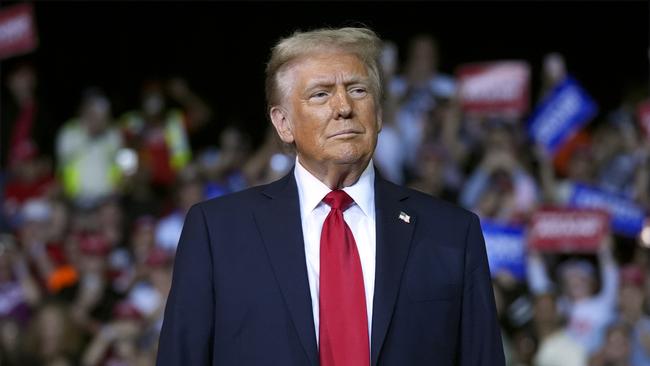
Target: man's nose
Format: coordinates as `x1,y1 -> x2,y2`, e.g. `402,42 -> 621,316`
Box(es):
332,87 -> 352,119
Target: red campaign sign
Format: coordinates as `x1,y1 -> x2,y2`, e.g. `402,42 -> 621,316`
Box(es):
528,207 -> 610,253
0,3 -> 38,60
637,100 -> 650,140
456,60 -> 530,119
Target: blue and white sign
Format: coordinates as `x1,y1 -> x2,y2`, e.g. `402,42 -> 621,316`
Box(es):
528,77 -> 598,155
569,183 -> 646,237
481,220 -> 526,281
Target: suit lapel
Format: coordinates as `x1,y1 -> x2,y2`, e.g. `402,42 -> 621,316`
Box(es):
253,171 -> 318,366
371,176 -> 416,366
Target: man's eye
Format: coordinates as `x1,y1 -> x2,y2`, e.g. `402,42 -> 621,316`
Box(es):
310,91 -> 328,99
349,87 -> 367,96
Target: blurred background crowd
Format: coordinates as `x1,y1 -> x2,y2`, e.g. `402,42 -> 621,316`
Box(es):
0,2 -> 649,366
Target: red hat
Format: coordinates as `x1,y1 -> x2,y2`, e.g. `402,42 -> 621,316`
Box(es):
112,300 -> 142,321
78,234 -> 111,257
620,265 -> 646,288
133,215 -> 156,233
11,139 -> 38,164
144,247 -> 172,267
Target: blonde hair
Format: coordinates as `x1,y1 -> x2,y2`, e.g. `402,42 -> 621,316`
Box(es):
265,27 -> 383,111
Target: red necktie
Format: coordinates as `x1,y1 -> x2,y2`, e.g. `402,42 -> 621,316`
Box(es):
319,190 -> 370,366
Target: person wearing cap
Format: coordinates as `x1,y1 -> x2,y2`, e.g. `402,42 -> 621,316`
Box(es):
157,27 -> 503,366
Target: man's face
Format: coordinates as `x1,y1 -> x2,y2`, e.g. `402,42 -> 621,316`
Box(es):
272,52 -> 381,170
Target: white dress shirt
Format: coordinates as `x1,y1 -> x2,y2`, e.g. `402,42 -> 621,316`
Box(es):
294,158 -> 377,344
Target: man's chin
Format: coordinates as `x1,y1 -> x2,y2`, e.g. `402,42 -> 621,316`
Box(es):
326,151 -> 370,167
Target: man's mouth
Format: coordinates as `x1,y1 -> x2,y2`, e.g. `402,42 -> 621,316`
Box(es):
329,129 -> 362,138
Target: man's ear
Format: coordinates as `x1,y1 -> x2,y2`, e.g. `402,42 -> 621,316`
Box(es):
269,106 -> 295,144
376,106 -> 383,133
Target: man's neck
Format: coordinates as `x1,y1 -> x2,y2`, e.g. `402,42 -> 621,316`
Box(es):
297,156 -> 370,190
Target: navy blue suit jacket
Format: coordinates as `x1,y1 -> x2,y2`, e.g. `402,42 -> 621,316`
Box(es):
157,170 -> 504,365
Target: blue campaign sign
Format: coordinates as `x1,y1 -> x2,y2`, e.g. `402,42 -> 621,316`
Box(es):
528,76 -> 598,155
480,220 -> 526,281
569,184 -> 646,237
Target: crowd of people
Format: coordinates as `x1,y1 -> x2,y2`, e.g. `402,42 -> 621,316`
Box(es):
1,32 -> 649,366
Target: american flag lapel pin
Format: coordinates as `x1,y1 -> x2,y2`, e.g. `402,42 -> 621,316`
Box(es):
398,211 -> 410,224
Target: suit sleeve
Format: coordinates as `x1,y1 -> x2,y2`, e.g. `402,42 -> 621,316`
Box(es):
458,213 -> 505,366
157,205 -> 214,366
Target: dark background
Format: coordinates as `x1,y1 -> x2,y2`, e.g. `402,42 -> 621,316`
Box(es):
3,1 -> 649,146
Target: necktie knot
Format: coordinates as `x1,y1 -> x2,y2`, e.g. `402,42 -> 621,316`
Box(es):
323,190 -> 354,211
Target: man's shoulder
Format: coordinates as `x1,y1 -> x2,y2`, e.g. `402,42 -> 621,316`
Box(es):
382,179 -> 476,223
192,174 -> 294,216
194,183 -> 269,214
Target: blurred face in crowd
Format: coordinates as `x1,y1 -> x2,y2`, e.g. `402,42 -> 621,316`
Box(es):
19,217 -> 51,250
619,284 -> 644,317
477,170 -> 514,219
81,97 -> 111,136
542,53 -> 566,87
601,325 -> 631,363
485,125 -> 515,154
270,51 -> 381,176
567,149 -> 594,182
562,267 -> 594,301
98,199 -> 123,246
406,35 -> 438,83
69,207 -> 98,234
512,330 -> 536,364
416,147 -> 444,183
142,84 -> 166,118
132,221 -> 155,264
8,65 -> 36,102
592,125 -> 623,162
220,127 -> 251,166
98,199 -> 122,228
178,180 -> 204,212
47,201 -> 69,241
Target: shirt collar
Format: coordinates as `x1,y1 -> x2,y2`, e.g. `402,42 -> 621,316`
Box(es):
294,157 -> 375,217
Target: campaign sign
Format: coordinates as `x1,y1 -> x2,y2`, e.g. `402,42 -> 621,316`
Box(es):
481,220 -> 526,281
637,100 -> 650,140
568,184 -> 646,237
529,207 -> 609,253
456,61 -> 530,118
0,3 -> 38,60
527,77 -> 597,155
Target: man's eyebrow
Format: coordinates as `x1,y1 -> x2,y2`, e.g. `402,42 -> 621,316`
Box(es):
304,76 -> 369,91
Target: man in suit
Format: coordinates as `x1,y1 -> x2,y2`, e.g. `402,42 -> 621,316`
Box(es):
157,27 -> 504,366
